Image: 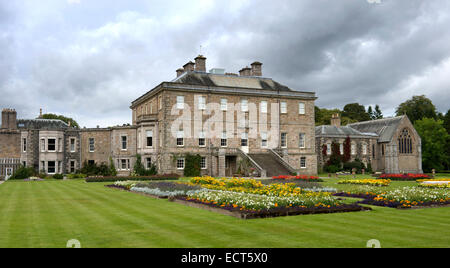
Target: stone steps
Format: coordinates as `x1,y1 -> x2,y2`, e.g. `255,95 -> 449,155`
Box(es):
247,153 -> 292,177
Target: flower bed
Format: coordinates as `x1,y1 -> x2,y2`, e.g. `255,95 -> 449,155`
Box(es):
335,186 -> 450,208
272,175 -> 323,182
418,183 -> 450,189
190,177 -> 332,198
108,181 -> 204,198
86,174 -> 180,183
379,173 -> 429,181
131,186 -> 205,198
416,178 -> 450,183
177,190 -> 368,218
338,179 -> 391,187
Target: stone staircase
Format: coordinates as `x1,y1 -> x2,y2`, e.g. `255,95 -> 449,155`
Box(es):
247,153 -> 293,177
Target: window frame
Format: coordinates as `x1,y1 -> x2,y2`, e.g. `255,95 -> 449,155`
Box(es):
177,131 -> 184,147
121,135 -> 128,151
88,138 -> 95,152
146,130 -> 153,147
47,138 -> 56,152
261,132 -> 268,148
22,138 -> 27,152
299,102 -> 306,115
281,133 -> 287,148
241,99 -> 248,112
200,157 -> 207,170
198,96 -> 206,110
177,96 -> 185,110
70,138 -> 76,152
221,132 -> 228,147
260,101 -> 268,114
47,161 -> 56,174
241,132 -> 248,147
177,158 -> 185,170
220,98 -> 228,111
280,101 -> 287,114
198,131 -> 206,147
300,157 -> 307,169
299,133 -> 306,149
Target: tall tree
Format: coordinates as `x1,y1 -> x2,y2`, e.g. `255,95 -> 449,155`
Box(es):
367,106 -> 375,120
395,95 -> 437,124
342,103 -> 371,122
414,118 -> 449,172
41,113 -> 80,128
443,109 -> 450,134
374,105 -> 383,119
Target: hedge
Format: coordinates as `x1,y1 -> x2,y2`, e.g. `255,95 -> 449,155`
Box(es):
85,174 -> 180,183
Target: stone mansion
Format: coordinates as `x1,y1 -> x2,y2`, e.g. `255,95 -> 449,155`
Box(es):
0,55 -> 423,179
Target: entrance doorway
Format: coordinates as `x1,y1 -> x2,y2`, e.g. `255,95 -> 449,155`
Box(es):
225,156 -> 237,177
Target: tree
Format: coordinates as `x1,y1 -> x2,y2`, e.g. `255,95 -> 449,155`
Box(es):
41,113 -> 80,128
367,106 -> 375,120
324,142 -> 342,173
374,105 -> 383,119
315,106 -> 357,126
443,109 -> 450,134
395,95 -> 437,124
414,118 -> 449,172
342,103 -> 371,122
109,157 -> 117,176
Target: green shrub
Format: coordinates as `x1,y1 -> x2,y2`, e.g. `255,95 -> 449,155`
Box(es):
85,174 -> 180,183
133,154 -> 157,176
325,165 -> 340,173
80,160 -> 117,176
52,174 -> 64,180
9,166 -> 35,180
67,173 -> 87,179
184,154 -> 201,177
343,159 -> 366,173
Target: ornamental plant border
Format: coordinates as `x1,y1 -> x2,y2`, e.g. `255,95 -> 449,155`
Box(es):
272,175 -> 323,182
105,184 -> 168,199
378,174 -> 430,181
86,174 -> 180,183
333,192 -> 450,209
174,197 -> 370,220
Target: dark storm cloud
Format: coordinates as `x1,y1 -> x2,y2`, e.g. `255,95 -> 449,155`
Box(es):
0,0 -> 449,127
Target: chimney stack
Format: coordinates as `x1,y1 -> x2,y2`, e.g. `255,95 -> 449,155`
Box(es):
194,55 -> 206,72
1,108 -> 17,130
176,68 -> 185,77
239,67 -> 252,77
331,113 -> 341,127
183,61 -> 195,73
251,61 -> 262,76
1,109 -> 8,129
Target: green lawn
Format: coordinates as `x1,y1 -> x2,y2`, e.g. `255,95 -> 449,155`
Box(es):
0,178 -> 449,248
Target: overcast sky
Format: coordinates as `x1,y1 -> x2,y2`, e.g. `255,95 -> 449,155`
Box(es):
1,0 -> 449,128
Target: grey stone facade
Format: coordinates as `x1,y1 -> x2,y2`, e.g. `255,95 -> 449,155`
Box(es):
316,114 -> 423,174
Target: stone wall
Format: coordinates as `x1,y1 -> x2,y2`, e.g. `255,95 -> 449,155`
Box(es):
80,129 -> 112,166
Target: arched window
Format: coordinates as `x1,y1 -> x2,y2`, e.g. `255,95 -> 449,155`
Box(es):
398,128 -> 413,154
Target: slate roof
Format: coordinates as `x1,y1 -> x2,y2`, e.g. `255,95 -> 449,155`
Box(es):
17,119 -> 69,130
315,125 -> 378,138
347,116 -> 405,143
172,71 -> 294,92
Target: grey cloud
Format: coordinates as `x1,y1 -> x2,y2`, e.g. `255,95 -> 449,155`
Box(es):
1,0 -> 449,127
